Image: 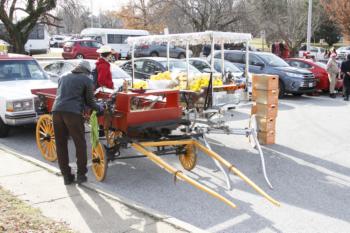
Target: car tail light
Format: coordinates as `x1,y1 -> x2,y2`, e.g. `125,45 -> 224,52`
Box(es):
64,46 -> 72,52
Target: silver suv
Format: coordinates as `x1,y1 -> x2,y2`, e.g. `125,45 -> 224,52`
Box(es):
133,43 -> 192,59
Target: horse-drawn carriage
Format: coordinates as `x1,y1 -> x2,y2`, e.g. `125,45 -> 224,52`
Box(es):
31,31 -> 279,209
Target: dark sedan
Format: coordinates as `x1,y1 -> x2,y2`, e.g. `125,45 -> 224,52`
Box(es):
120,57 -> 201,80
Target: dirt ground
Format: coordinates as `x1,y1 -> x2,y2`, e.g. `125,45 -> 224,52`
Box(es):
0,186 -> 75,233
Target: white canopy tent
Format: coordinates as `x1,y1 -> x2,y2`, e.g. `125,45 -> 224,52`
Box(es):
127,31 -> 252,89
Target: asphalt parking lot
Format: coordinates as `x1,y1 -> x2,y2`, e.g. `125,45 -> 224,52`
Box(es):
1,94 -> 349,233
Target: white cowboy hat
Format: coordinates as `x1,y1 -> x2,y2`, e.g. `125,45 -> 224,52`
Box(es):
96,45 -> 112,54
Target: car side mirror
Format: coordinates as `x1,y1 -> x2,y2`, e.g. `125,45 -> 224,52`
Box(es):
203,68 -> 211,73
255,62 -> 265,69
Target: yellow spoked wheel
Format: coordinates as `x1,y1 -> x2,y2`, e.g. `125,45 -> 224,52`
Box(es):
179,144 -> 197,171
91,142 -> 107,182
36,114 -> 57,162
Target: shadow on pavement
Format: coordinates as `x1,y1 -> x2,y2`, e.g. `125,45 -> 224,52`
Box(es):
65,185 -> 157,233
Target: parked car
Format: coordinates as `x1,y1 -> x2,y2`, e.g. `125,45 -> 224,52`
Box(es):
285,58 -> 343,92
120,57 -> 201,80
186,58 -> 244,82
133,43 -> 191,59
202,43 -> 257,56
62,39 -> 118,62
213,50 -> 316,97
336,46 -> 350,60
41,59 -> 133,90
49,35 -> 66,48
298,45 -> 325,61
0,53 -> 56,137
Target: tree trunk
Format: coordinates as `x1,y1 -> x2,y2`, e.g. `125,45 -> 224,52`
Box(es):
11,30 -> 27,54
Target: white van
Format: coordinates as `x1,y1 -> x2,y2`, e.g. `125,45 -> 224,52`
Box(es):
0,23 -> 49,55
24,24 -> 50,54
80,28 -> 149,59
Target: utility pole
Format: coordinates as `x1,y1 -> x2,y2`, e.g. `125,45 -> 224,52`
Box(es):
306,0 -> 312,51
90,0 -> 93,28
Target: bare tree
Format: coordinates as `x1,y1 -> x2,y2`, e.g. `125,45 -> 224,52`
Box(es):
249,0 -> 325,55
0,0 -> 58,53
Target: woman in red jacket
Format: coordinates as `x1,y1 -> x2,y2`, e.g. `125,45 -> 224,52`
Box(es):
96,45 -> 114,89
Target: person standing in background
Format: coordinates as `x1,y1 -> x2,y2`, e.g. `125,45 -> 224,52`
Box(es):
96,45 -> 114,89
340,54 -> 350,101
326,53 -> 339,98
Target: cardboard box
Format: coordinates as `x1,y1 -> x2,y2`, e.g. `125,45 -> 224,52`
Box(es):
256,117 -> 276,132
256,103 -> 278,118
253,89 -> 279,104
258,131 -> 275,145
252,74 -> 279,91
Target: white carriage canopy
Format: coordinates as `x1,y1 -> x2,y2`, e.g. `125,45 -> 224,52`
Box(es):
127,31 -> 252,87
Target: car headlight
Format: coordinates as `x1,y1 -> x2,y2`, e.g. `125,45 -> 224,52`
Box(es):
6,99 -> 34,112
286,72 -> 304,78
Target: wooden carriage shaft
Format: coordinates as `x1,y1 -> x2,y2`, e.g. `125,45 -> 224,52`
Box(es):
131,143 -> 237,209
139,139 -> 280,206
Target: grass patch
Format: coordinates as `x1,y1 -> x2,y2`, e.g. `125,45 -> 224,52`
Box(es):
0,186 -> 75,233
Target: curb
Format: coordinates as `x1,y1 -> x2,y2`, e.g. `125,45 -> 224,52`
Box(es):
0,144 -> 207,233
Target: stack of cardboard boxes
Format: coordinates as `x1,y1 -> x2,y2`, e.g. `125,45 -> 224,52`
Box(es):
251,74 -> 279,145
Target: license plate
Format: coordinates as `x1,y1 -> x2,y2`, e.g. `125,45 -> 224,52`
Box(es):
309,82 -> 313,87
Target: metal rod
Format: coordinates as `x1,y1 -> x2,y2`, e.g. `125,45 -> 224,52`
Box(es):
202,135 -> 232,190
193,140 -> 280,206
167,41 -> 170,71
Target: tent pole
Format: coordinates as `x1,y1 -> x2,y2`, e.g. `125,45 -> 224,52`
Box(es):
186,42 -> 190,89
167,41 -> 170,71
132,42 -> 135,88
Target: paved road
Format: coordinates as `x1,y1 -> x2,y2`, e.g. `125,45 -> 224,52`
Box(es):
1,95 -> 350,233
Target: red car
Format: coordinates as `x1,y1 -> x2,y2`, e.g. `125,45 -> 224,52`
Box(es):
285,58 -> 343,91
62,39 -> 119,61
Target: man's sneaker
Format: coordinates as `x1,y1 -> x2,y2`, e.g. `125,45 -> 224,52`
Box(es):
77,174 -> 87,184
63,174 -> 75,185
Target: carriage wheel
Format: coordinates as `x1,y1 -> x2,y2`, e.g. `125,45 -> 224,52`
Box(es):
179,144 -> 197,171
36,114 -> 57,162
91,142 -> 107,181
248,114 -> 258,149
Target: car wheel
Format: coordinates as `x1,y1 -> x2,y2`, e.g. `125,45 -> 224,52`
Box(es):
0,118 -> 10,138
178,53 -> 186,59
279,81 -> 285,98
150,52 -> 159,57
76,54 -> 84,59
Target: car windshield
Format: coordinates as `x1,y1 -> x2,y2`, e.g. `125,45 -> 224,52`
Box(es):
0,60 -> 48,81
214,59 -> 241,73
258,53 -> 289,67
160,60 -> 201,74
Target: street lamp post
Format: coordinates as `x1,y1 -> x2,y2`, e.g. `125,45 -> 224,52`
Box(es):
306,0 -> 312,51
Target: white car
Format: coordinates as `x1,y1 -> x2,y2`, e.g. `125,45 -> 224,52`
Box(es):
298,45 -> 325,61
0,53 -> 57,137
40,59 -> 136,90
336,46 -> 350,60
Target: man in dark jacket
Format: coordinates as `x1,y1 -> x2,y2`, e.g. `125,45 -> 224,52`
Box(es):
52,60 -> 102,185
340,54 -> 350,101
